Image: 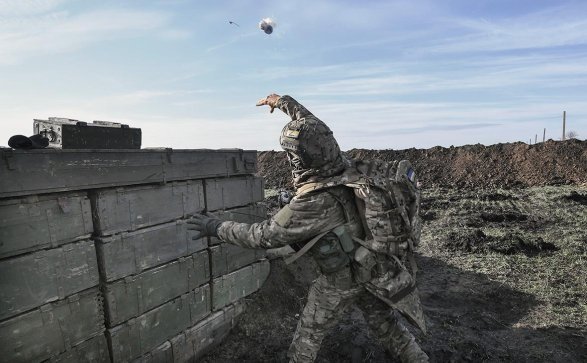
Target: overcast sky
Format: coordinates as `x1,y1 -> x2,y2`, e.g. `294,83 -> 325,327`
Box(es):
1,0 -> 585,150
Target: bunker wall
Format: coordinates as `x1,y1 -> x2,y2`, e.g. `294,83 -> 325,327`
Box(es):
0,148 -> 268,362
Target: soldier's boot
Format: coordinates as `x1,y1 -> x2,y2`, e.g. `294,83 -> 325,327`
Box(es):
379,312 -> 429,363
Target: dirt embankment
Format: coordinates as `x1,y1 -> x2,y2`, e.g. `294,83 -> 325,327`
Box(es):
258,139 -> 587,189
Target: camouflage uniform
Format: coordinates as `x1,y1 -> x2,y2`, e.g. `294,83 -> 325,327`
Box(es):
217,96 -> 428,362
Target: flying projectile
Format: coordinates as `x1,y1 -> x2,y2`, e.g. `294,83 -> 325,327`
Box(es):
258,18 -> 276,35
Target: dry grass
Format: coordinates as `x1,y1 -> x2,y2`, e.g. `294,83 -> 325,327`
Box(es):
419,185 -> 587,329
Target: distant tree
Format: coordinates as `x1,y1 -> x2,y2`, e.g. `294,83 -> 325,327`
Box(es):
566,130 -> 579,139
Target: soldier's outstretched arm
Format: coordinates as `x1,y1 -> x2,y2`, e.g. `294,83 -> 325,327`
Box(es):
256,94 -> 314,120
196,191 -> 346,249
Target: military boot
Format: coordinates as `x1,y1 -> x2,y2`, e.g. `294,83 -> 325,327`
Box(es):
380,312 -> 429,363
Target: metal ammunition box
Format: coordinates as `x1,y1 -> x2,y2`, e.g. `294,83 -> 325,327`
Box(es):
48,334 -> 109,363
96,220 -> 206,282
209,243 -> 266,278
0,287 -> 104,363
0,149 -> 257,198
107,285 -> 211,362
91,180 -> 205,236
205,176 -> 264,211
0,239 -> 99,320
211,260 -> 270,310
209,204 -> 267,245
0,193 -> 93,259
61,124 -> 141,149
33,118 -> 141,149
103,251 -> 210,327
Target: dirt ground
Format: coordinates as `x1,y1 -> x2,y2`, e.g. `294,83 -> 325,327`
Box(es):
203,140 -> 587,362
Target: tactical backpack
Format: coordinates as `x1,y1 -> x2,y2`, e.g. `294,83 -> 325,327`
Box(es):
293,158 -> 426,332
295,158 -> 422,265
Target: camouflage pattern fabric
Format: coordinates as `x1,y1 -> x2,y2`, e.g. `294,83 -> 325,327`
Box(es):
216,95 -> 428,362
217,186 -> 362,250
217,186 -> 428,362
276,95 -> 349,187
288,268 -> 428,363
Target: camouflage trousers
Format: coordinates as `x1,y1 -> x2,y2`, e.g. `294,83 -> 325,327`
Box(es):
288,268 -> 428,363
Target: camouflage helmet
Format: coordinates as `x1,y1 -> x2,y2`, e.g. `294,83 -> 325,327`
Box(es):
280,117 -> 347,185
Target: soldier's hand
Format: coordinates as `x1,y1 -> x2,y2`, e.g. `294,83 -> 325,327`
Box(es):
186,213 -> 222,240
256,93 -> 281,113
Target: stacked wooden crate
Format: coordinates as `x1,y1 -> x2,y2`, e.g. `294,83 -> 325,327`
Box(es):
0,193 -> 107,362
0,148 -> 270,362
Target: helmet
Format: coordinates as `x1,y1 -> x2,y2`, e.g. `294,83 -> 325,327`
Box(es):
280,117 -> 347,185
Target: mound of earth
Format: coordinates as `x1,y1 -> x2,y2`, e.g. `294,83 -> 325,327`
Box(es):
442,229 -> 558,256
258,139 -> 587,189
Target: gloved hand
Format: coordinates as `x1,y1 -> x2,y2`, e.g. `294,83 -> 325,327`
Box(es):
186,213 -> 222,240
255,93 -> 281,113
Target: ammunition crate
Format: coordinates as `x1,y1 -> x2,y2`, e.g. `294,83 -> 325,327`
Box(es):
0,287 -> 104,363
205,176 -> 264,211
95,220 -> 206,282
182,301 -> 245,361
0,149 -> 257,198
210,243 -> 266,278
103,251 -> 210,327
107,285 -> 211,362
132,302 -> 245,363
48,334 -> 109,363
0,193 -> 93,259
91,180 -> 205,236
131,341 -> 173,363
0,239 -> 99,320
211,260 -> 270,310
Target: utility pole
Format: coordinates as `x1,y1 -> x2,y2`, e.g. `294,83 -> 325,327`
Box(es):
535,134 -> 537,144
543,128 -> 546,142
562,111 -> 566,141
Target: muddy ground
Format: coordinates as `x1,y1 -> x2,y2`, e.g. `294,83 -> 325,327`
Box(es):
203,140 -> 586,362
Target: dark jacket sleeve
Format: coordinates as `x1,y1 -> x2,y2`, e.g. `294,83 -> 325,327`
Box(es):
276,95 -> 314,121
216,190 -> 346,249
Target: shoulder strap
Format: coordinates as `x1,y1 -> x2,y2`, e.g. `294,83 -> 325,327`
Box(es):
284,229 -> 332,265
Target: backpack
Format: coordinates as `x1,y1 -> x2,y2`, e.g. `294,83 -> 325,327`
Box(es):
295,158 -> 422,264
294,158 -> 427,332
345,159 -> 422,260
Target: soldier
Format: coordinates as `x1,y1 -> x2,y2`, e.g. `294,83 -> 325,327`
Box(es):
188,94 -> 428,362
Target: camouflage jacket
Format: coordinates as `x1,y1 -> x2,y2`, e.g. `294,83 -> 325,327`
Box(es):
217,185 -> 363,251
218,95 -> 361,256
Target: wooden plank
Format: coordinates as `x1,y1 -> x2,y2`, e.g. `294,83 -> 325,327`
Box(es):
0,148 -> 257,198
